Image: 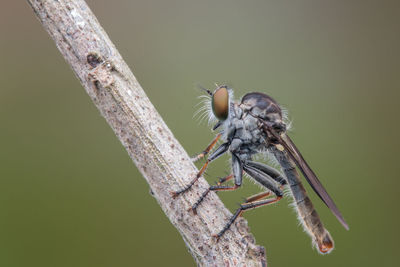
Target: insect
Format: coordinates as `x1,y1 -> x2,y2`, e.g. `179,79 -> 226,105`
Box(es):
172,85 -> 349,254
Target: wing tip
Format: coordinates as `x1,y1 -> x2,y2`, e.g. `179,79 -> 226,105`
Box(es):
339,217 -> 350,231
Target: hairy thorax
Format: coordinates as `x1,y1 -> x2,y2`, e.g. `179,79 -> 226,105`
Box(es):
223,103 -> 269,161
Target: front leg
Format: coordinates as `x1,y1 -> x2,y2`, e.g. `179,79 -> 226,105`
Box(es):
191,133 -> 222,162
171,142 -> 230,198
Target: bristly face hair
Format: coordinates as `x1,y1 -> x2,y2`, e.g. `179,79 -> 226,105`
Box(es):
194,84 -> 234,126
178,84 -> 348,255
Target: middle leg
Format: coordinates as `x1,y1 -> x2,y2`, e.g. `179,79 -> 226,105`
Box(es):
214,162 -> 284,238
191,152 -> 244,212
190,173 -> 235,213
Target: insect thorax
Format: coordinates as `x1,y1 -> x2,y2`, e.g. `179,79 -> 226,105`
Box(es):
221,105 -> 266,162
221,92 -> 284,162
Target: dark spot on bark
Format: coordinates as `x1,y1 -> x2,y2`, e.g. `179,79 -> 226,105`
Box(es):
170,144 -> 175,149
87,52 -> 103,67
93,80 -> 100,90
149,188 -> 154,196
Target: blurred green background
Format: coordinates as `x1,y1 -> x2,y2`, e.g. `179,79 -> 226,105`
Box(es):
1,0 -> 399,266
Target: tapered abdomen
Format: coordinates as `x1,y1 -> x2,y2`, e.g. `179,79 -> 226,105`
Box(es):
274,149 -> 334,254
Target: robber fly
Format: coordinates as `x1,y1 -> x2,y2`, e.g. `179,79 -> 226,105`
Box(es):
172,85 -> 349,254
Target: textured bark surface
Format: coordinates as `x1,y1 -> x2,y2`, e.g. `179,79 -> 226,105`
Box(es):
26,0 -> 267,266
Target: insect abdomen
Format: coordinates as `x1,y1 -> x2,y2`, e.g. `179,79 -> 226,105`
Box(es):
274,150 -> 334,254
290,182 -> 334,254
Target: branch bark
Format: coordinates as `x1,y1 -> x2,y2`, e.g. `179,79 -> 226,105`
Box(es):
26,1 -> 266,266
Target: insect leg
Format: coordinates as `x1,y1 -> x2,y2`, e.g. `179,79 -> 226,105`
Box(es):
191,153 -> 243,212
244,191 -> 272,203
217,173 -> 233,185
215,196 -> 282,239
214,163 -> 284,238
245,160 -> 287,186
243,164 -> 283,197
191,133 -> 222,162
191,182 -> 239,213
190,173 -> 232,213
241,162 -> 286,203
172,142 -> 229,197
244,184 -> 287,203
232,153 -> 243,186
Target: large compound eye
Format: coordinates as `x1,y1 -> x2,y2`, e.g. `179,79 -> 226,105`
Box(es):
212,86 -> 229,120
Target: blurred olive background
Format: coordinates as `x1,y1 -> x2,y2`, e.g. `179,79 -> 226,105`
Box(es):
1,0 -> 399,266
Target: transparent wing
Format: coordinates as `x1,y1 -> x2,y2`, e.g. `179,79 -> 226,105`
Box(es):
262,121 -> 349,230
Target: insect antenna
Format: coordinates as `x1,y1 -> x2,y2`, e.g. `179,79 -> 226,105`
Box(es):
196,84 -> 213,96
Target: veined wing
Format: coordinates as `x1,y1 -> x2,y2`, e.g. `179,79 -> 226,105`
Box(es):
262,121 -> 349,230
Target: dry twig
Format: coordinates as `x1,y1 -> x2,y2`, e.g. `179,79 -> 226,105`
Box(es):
26,0 -> 267,265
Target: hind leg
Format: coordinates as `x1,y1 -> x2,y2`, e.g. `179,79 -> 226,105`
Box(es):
214,163 -> 284,238
214,195 -> 282,238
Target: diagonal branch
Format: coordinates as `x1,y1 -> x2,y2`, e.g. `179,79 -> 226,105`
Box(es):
26,0 -> 266,266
